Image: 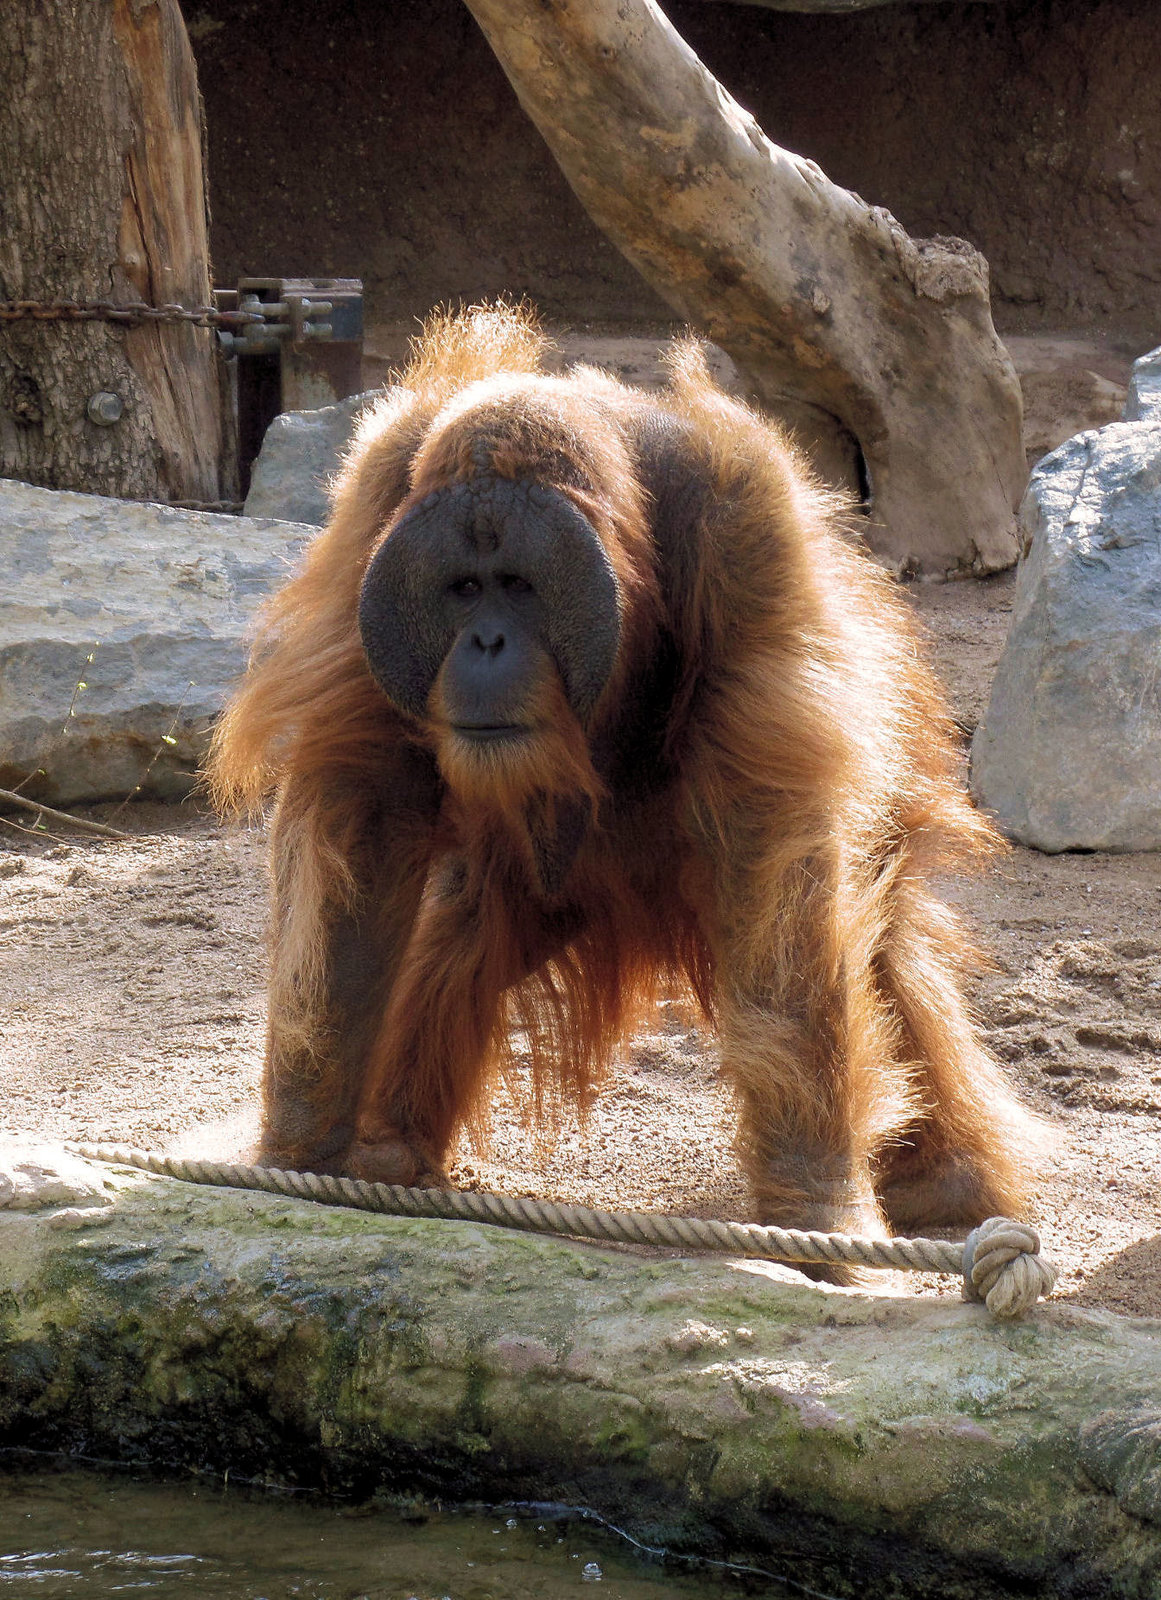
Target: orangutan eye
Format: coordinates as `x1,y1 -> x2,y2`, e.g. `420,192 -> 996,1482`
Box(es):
449,577 -> 481,598
499,573 -> 533,595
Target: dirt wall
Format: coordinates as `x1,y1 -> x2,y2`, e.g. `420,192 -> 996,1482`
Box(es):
184,0 -> 1160,340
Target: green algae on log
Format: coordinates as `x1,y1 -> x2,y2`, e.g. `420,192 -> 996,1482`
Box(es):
0,1144 -> 1159,1597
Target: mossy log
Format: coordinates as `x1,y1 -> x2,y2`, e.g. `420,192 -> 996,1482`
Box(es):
0,1145 -> 1158,1595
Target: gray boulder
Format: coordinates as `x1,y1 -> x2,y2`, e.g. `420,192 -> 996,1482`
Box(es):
243,390 -> 376,526
0,479 -> 315,805
972,423 -> 1161,851
1124,344 -> 1161,422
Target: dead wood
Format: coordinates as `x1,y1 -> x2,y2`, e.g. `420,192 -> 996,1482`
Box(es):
462,0 -> 1025,576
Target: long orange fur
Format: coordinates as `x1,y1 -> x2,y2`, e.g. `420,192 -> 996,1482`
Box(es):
209,302 -> 1040,1250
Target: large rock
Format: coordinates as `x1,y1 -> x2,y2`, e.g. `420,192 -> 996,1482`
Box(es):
0,479 -> 315,805
1018,369 -> 1127,468
971,424 -> 1161,851
1125,345 -> 1161,423
243,390 -> 374,526
1,1142 -> 1159,1596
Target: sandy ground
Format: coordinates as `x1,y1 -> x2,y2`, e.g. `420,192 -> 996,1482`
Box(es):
2,573 -> 1160,1320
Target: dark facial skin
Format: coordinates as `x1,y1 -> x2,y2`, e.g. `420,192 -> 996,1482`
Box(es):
438,561 -> 544,737
357,474 -> 621,732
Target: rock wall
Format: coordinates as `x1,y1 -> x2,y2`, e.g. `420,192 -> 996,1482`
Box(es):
184,0 -> 1161,342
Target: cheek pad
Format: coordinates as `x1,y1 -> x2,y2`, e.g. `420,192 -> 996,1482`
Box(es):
357,479 -> 622,724
357,491 -> 463,719
506,483 -> 622,721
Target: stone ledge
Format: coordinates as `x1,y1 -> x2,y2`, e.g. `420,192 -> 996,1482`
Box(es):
0,1143 -> 1158,1595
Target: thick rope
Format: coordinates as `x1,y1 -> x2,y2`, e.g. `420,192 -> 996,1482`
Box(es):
68,1143 -> 1057,1319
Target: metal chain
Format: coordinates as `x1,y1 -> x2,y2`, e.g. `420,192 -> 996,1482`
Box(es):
0,298 -> 264,329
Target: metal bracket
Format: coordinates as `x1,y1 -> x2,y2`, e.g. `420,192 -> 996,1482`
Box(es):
213,276 -> 364,493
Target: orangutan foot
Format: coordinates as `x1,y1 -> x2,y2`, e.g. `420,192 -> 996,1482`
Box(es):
876,1148 -> 1020,1234
344,1137 -> 450,1189
756,1172 -> 885,1287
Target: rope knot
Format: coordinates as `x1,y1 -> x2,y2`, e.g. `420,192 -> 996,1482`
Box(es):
962,1217 -> 1057,1319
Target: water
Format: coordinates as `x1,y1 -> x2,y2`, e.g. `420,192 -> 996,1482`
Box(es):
0,1472 -> 796,1599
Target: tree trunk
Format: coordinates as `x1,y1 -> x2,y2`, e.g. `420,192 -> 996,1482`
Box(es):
461,0 -> 1024,577
0,0 -> 226,504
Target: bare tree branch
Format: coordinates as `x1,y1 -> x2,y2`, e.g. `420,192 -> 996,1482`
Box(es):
462,0 -> 1024,576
